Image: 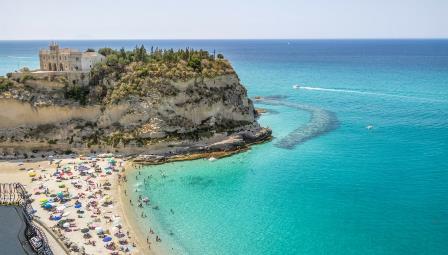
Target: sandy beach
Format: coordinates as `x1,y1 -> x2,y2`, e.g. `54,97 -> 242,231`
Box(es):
0,156 -> 166,255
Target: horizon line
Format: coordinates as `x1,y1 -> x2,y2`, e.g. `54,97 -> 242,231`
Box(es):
1,38 -> 448,41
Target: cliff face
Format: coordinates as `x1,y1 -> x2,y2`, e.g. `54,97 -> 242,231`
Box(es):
0,72 -> 267,156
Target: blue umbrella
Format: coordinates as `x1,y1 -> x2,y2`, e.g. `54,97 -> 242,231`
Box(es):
74,203 -> 82,209
52,215 -> 62,221
103,236 -> 112,242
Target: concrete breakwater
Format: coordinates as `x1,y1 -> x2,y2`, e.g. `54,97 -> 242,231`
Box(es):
255,97 -> 339,149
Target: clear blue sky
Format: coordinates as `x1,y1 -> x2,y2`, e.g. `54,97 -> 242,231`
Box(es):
1,0 -> 447,39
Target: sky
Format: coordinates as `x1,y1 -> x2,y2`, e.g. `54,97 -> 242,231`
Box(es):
1,0 -> 447,40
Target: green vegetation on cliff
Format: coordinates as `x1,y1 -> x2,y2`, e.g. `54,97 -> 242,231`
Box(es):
1,46 -> 235,106
0,77 -> 13,92
91,46 -> 235,103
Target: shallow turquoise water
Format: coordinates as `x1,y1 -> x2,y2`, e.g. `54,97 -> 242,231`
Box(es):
2,40 -> 448,254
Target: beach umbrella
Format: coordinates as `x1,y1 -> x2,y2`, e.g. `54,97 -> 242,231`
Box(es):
57,192 -> 64,198
39,198 -> 48,203
95,226 -> 104,233
74,203 -> 82,209
28,171 -> 36,177
78,165 -> 90,172
62,222 -> 70,228
81,228 -> 89,233
52,215 -> 62,221
103,236 -> 112,242
43,203 -> 53,209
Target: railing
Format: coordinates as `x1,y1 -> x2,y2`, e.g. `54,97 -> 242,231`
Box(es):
0,183 -> 54,255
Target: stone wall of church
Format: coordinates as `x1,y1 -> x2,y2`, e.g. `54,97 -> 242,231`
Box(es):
39,51 -> 82,71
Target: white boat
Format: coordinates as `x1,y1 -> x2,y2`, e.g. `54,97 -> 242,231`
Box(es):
208,157 -> 217,161
292,84 -> 300,89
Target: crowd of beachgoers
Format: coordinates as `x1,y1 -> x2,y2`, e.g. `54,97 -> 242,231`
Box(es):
21,155 -> 144,255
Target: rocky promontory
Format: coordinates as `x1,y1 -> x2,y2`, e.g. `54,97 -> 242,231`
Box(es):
0,47 -> 271,160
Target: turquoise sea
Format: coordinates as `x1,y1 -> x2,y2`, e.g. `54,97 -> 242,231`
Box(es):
1,40 -> 448,254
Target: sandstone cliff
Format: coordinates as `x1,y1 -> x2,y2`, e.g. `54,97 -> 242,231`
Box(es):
0,48 -> 271,158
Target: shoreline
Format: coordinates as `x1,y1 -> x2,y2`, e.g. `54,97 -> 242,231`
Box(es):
116,172 -> 152,255
116,161 -> 170,255
0,131 -> 271,255
120,135 -> 272,254
117,164 -> 175,255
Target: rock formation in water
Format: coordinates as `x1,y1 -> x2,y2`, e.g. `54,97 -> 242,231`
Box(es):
0,47 -> 271,158
255,96 -> 338,149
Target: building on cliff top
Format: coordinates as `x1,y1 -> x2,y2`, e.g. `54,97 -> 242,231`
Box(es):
39,42 -> 104,72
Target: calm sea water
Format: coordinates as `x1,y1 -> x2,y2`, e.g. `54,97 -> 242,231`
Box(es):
1,40 -> 448,254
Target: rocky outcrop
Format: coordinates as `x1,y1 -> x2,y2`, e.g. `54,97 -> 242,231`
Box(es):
0,72 -> 271,158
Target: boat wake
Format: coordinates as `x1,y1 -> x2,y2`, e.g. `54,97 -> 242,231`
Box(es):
294,85 -> 447,103
255,97 -> 339,149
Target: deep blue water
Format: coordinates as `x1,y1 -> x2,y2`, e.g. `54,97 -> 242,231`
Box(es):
1,40 -> 448,254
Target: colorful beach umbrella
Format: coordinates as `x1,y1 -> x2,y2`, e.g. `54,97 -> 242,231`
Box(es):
52,215 -> 62,221
102,236 -> 112,242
